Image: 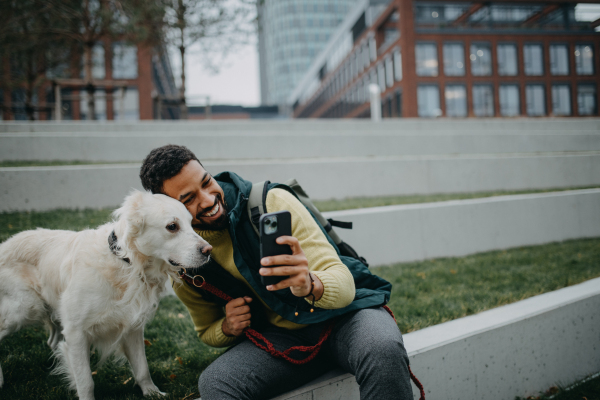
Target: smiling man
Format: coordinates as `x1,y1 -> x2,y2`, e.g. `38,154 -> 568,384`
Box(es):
139,145 -> 414,400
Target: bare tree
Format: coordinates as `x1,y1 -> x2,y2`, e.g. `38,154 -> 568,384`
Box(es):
0,0 -> 73,120
163,0 -> 256,119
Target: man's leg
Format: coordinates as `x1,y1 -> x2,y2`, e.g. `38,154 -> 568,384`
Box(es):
199,325 -> 334,400
327,307 -> 414,400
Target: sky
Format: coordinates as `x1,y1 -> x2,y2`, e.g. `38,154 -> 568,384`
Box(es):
169,41 -> 261,107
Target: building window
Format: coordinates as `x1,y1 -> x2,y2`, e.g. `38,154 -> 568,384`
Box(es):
470,43 -> 492,76
416,43 -> 438,77
417,85 -> 441,117
377,63 -> 386,91
113,86 -> 139,120
577,85 -> 597,115
575,45 -> 594,75
472,85 -> 494,116
393,48 -> 402,81
80,89 -> 107,120
112,43 -> 138,79
499,85 -> 520,117
395,90 -> 402,117
524,44 -> 544,76
526,85 -> 546,116
551,85 -> 571,116
369,37 -> 377,62
80,43 -> 105,80
550,44 -> 569,76
497,44 -> 518,76
443,43 -> 465,76
385,56 -> 394,88
445,85 -> 467,117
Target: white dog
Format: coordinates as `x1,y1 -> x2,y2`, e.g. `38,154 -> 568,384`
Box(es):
0,190 -> 212,400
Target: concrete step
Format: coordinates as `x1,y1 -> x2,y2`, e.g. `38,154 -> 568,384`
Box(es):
1,152 -> 598,212
1,118 -> 599,133
2,133 -> 599,162
270,277 -> 600,400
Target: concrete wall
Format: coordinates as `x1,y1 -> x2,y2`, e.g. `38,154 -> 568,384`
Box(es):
2,153 -> 599,212
272,277 -> 600,400
2,133 -> 599,162
327,189 -> 600,265
1,118 -> 600,133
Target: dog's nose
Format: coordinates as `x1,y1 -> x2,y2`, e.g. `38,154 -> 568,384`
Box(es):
200,244 -> 213,255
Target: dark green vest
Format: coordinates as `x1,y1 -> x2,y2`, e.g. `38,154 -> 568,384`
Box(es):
216,171 -> 392,325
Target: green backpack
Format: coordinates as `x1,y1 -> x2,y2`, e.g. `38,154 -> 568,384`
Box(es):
245,179 -> 369,267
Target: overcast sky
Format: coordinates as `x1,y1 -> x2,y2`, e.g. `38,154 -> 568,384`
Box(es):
169,41 -> 261,107
169,4 -> 600,108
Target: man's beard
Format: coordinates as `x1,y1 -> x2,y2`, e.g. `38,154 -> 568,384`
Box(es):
193,194 -> 229,231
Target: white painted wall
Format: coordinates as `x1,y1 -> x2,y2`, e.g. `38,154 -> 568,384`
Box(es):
326,189 -> 600,265
1,154 -> 599,212
272,277 -> 600,400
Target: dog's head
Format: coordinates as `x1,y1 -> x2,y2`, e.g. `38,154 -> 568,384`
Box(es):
113,190 -> 212,272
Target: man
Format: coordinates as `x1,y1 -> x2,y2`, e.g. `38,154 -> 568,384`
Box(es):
140,145 -> 414,400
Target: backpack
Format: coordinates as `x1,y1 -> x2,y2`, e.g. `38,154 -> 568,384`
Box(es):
245,179 -> 369,267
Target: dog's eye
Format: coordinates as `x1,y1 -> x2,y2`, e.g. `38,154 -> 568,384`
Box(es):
166,223 -> 179,232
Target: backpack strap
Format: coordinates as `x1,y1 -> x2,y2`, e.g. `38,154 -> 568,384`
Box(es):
247,180 -> 270,236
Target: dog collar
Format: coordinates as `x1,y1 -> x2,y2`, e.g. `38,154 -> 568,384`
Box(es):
108,230 -> 131,264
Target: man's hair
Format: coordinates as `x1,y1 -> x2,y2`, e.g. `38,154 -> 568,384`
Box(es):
140,145 -> 201,194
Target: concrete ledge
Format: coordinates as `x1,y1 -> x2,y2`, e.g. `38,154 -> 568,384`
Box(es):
1,153 -> 599,211
1,118 -> 600,133
326,189 -> 600,265
271,277 -> 600,400
2,133 -> 599,162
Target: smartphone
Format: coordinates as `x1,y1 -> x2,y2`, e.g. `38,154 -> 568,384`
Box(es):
259,210 -> 292,287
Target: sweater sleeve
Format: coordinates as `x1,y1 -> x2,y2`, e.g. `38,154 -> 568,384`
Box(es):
265,188 -> 356,309
171,278 -> 238,348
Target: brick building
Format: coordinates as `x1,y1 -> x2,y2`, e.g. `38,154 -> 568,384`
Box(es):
289,0 -> 600,118
1,43 -> 178,121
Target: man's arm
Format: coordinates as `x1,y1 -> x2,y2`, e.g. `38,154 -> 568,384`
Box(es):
259,188 -> 355,309
172,279 -> 239,347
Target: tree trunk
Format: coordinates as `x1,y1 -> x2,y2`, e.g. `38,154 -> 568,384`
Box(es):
179,42 -> 188,120
83,42 -> 96,120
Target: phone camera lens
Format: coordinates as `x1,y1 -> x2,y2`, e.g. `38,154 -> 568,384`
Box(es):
265,218 -> 271,225
271,221 -> 277,228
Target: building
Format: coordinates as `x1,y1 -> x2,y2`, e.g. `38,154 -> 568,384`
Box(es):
1,43 -> 178,121
188,104 -> 280,119
289,0 -> 600,118
257,0 -> 361,108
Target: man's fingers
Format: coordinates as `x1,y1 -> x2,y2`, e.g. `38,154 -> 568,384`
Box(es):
230,305 -> 251,316
260,265 -> 306,277
261,254 -> 305,268
275,235 -> 302,254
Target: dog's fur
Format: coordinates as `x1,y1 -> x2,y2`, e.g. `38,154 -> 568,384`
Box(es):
0,191 -> 211,400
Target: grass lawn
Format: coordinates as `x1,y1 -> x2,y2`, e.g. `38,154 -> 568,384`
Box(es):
517,373 -> 600,400
0,236 -> 598,399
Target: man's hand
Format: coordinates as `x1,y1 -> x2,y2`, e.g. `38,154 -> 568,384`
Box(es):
222,296 -> 252,337
259,236 -> 323,300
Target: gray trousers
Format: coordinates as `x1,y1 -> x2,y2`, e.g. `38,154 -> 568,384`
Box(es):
199,307 -> 414,400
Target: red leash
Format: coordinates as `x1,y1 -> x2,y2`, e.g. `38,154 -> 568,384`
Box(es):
180,273 -> 425,399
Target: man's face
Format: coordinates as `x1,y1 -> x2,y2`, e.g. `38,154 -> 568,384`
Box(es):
162,160 -> 228,230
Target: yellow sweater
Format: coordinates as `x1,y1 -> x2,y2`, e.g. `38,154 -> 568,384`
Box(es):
173,188 -> 356,348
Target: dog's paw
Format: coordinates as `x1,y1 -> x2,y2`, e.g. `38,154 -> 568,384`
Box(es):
141,385 -> 167,397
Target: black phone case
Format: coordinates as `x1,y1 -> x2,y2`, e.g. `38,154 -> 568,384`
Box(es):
259,210 -> 292,287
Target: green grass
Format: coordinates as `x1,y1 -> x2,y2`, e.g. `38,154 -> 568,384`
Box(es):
312,186 -> 600,212
516,373 -> 600,400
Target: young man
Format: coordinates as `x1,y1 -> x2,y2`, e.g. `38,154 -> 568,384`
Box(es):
140,145 -> 414,400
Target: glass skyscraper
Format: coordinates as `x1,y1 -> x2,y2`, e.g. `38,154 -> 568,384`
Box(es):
258,0 -> 359,107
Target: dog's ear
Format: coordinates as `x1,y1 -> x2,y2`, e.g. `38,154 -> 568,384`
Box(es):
114,190 -> 147,246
